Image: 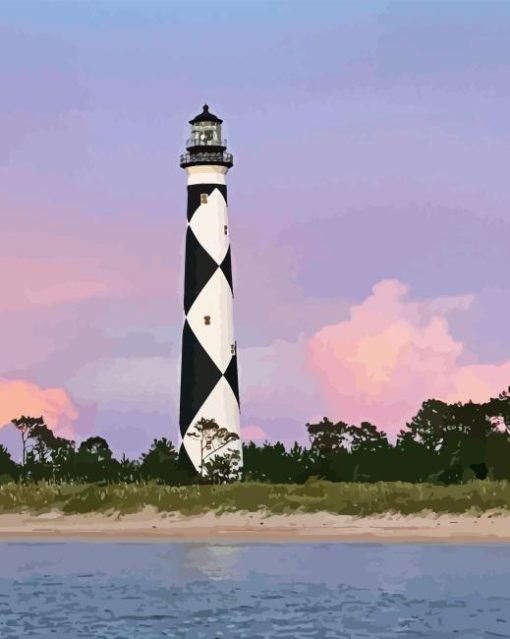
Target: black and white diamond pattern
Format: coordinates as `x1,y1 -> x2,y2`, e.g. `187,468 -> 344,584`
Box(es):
179,183 -> 241,472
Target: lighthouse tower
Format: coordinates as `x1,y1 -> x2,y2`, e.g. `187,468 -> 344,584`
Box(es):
178,105 -> 241,473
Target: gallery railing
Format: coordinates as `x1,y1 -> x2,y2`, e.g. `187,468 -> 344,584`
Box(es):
180,151 -> 233,166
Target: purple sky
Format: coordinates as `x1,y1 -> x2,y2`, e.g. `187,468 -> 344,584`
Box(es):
1,1 -> 510,458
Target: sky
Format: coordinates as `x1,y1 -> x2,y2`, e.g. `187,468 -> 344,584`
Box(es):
1,0 -> 510,457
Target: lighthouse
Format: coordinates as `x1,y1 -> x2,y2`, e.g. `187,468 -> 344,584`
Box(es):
178,104 -> 241,473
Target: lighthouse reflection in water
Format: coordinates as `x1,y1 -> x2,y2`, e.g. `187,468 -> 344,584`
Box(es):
1,542 -> 509,638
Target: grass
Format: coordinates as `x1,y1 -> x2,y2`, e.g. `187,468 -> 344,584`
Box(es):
0,480 -> 509,516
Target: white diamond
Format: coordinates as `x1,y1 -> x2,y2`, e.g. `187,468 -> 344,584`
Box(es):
186,269 -> 234,373
188,188 -> 230,264
182,377 -> 241,470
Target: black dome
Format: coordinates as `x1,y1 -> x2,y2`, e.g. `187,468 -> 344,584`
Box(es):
189,104 -> 223,125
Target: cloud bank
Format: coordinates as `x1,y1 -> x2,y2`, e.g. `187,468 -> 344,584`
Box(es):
0,379 -> 78,439
307,279 -> 510,434
3,278 -> 510,452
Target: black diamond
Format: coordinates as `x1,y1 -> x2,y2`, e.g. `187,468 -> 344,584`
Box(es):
187,184 -> 228,222
184,228 -> 219,314
223,353 -> 240,407
220,246 -> 233,294
179,320 -> 223,437
178,444 -> 200,478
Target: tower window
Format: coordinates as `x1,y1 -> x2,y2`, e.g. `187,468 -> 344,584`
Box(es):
224,225 -> 228,235
200,193 -> 208,204
204,315 -> 211,325
231,343 -> 235,355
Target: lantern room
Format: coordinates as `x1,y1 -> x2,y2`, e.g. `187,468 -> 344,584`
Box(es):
180,104 -> 233,168
187,104 -> 225,149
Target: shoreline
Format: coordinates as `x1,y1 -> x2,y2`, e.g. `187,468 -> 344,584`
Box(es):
1,509 -> 510,543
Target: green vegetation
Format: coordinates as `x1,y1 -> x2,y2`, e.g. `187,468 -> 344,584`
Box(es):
187,417 -> 241,480
0,480 -> 509,516
1,389 -> 510,519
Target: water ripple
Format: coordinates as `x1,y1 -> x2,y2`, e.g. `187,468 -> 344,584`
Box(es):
0,542 -> 509,638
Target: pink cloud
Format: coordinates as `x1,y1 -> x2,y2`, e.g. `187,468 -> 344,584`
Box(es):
0,256 -> 128,312
0,212 -> 182,314
307,279 -> 510,435
0,378 -> 78,439
24,280 -> 109,307
241,425 -> 268,442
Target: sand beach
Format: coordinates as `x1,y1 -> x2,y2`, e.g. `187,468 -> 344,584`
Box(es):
0,509 -> 509,543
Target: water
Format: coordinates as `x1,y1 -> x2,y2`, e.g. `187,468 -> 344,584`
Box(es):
0,542 -> 509,638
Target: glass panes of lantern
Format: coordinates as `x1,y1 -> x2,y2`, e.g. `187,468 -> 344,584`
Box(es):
191,122 -> 222,146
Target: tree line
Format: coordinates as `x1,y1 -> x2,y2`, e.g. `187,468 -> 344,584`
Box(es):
1,389 -> 510,485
